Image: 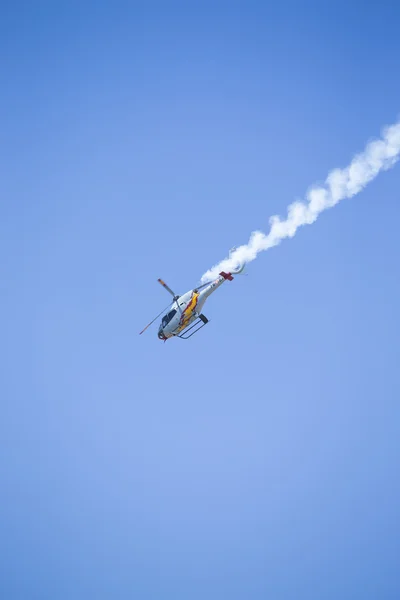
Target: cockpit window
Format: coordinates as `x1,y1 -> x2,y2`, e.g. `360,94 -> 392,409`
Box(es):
162,309 -> 177,328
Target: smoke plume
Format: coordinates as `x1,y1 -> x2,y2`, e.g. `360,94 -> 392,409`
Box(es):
201,119 -> 400,283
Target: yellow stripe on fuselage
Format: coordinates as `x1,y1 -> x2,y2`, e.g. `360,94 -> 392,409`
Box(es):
176,291 -> 199,332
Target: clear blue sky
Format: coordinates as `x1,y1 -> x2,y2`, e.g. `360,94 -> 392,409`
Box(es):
1,2 -> 400,598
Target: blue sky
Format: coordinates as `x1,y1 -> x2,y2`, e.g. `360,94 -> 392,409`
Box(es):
1,2 -> 400,598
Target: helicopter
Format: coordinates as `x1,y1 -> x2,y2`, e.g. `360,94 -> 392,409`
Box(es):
139,250 -> 245,341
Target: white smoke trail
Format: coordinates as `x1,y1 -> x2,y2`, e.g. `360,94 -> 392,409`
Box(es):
201,119 -> 400,283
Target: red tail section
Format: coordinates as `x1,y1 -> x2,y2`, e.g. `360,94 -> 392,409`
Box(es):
220,271 -> 234,281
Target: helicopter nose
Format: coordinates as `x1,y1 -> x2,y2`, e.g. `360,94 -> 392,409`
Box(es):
158,328 -> 167,341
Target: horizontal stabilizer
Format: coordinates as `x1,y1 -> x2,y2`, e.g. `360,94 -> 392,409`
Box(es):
220,271 -> 234,281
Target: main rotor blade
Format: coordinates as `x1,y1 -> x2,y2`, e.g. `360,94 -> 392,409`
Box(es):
158,278 -> 177,298
139,302 -> 172,335
194,281 -> 214,291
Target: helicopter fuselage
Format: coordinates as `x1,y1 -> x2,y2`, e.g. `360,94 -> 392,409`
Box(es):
158,272 -> 231,340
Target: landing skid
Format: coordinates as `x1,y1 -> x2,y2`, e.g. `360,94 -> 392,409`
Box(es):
177,314 -> 209,339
